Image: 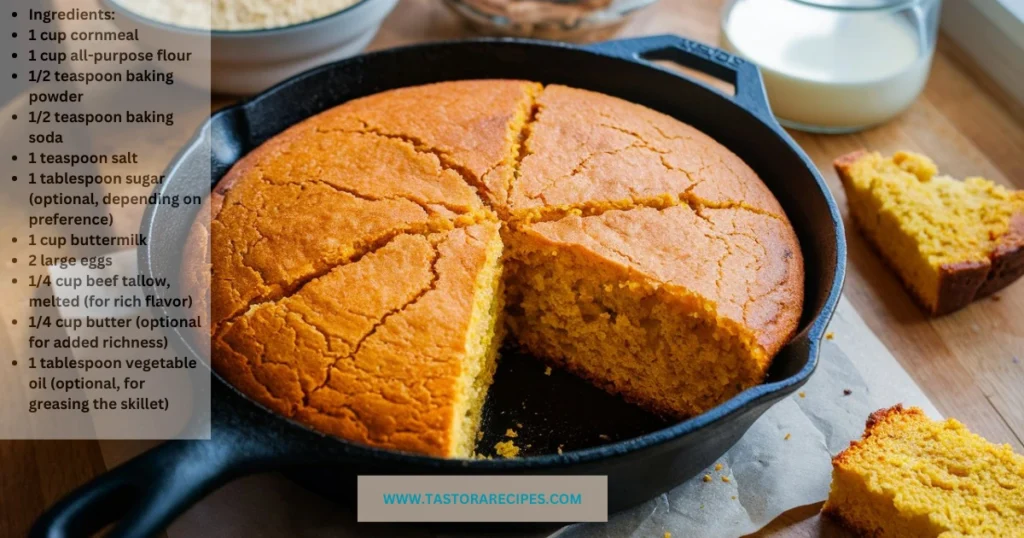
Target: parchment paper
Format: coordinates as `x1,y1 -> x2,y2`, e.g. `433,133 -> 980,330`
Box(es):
68,250 -> 939,537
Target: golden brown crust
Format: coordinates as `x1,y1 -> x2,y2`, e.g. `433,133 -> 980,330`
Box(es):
977,211 -> 1024,298
933,260 -> 991,316
834,151 -> 1023,316
830,404 -> 913,468
300,79 -> 543,211
509,85 -> 786,219
820,505 -> 883,538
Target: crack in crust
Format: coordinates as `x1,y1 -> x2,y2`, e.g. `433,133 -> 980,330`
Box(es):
304,240 -> 443,407
316,123 -> 494,208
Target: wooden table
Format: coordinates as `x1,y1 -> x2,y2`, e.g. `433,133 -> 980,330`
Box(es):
3,1 -> 1022,537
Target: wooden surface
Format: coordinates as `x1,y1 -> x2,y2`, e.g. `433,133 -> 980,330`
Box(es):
2,1 -> 1022,537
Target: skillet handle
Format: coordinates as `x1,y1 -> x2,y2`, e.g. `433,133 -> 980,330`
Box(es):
27,433 -> 269,538
586,35 -> 774,124
29,390 -> 287,538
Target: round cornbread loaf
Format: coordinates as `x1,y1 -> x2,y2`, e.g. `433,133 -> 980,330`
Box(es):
188,80 -> 805,457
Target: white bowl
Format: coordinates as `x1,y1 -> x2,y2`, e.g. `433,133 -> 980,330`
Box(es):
104,0 -> 399,95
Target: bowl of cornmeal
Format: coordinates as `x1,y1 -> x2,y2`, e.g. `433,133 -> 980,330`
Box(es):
105,0 -> 399,95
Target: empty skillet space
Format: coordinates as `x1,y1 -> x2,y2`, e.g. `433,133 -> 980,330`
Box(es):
478,345 -> 671,457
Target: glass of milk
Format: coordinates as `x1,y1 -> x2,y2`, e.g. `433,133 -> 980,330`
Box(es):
721,0 -> 941,133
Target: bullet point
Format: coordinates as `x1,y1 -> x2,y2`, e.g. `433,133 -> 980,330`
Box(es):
11,237 -> 16,243
10,319 -> 16,325
11,155 -> 16,161
11,258 -> 16,263
10,176 -> 15,182
11,32 -> 16,38
11,114 -> 16,120
11,278 -> 17,284
12,12 -> 16,17
11,74 -> 16,79
11,53 -> 16,59
12,360 -> 17,366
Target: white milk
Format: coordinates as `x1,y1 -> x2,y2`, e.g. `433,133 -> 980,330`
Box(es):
721,0 -> 932,131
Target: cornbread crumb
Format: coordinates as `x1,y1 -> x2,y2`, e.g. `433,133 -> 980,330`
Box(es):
495,440 -> 520,459
798,391 -> 806,398
825,332 -> 835,340
784,433 -> 791,440
505,428 -> 518,438
722,476 -> 731,483
731,496 -> 737,500
703,474 -> 712,483
835,150 -> 1024,315
664,533 -> 671,538
823,405 -> 1024,536
598,434 -> 610,441
544,366 -> 552,376
715,463 -> 723,471
557,444 -> 564,455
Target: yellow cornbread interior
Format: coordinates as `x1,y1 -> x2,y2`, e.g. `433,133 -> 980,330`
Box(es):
841,151 -> 1024,310
449,232 -> 506,457
823,406 -> 1024,537
503,228 -> 768,418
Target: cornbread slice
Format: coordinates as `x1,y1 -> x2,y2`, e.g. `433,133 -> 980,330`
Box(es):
505,205 -> 803,418
308,79 -> 543,211
836,151 -> 1024,315
214,223 -> 504,457
823,405 -> 1024,537
507,84 -> 786,221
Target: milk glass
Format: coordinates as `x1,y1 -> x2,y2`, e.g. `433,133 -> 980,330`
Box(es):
720,0 -> 941,133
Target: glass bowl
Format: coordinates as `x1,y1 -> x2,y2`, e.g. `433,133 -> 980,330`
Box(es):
444,0 -> 660,42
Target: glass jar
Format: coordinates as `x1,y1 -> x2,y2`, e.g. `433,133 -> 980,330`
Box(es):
720,0 -> 941,133
444,0 -> 660,42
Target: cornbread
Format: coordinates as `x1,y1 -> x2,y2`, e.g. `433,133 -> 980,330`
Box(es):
836,151 -> 1024,315
823,405 -> 1024,537
190,80 -> 804,457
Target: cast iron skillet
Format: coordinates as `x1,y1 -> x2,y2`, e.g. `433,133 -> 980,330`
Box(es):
31,35 -> 846,538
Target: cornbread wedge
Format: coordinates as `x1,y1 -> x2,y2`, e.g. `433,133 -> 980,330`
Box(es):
823,405 -> 1024,537
508,84 -> 786,221
835,151 -> 1024,315
505,205 -> 803,418
214,224 -> 505,458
